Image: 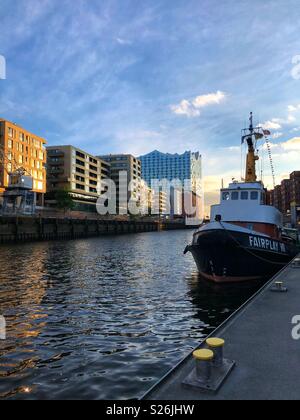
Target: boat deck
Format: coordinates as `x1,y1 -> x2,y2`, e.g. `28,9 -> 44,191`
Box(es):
142,255 -> 300,400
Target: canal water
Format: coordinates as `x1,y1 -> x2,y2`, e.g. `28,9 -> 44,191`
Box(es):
0,230 -> 265,400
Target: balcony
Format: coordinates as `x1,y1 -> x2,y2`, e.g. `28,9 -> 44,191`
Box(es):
49,167 -> 64,175
47,176 -> 68,183
48,159 -> 64,166
47,150 -> 65,158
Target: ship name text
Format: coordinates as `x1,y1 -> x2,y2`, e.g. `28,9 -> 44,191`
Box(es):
249,236 -> 286,253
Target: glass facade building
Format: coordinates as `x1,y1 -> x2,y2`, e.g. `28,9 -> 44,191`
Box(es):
139,150 -> 202,193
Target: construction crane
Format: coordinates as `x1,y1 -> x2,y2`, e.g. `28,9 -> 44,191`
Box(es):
0,144 -> 36,215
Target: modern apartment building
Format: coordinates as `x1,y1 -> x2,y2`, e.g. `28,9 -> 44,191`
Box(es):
0,118 -> 46,205
98,154 -> 142,214
46,146 -> 110,211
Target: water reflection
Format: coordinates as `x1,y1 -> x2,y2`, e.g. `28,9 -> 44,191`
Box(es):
187,272 -> 266,332
0,231 -> 266,400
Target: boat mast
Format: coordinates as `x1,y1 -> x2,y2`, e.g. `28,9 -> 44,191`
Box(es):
245,112 -> 259,182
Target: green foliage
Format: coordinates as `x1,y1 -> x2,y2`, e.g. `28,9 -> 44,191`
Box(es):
54,189 -> 75,213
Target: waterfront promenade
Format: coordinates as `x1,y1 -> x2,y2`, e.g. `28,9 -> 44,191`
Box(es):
143,255 -> 300,400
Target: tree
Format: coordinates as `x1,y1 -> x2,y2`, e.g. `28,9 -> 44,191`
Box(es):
55,189 -> 75,214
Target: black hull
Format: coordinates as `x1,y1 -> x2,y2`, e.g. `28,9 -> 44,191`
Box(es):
187,229 -> 298,283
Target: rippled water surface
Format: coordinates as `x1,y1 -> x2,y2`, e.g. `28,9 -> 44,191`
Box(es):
0,230 -> 265,400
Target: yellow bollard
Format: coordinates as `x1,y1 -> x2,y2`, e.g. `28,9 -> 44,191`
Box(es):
206,338 -> 225,367
193,349 -> 214,381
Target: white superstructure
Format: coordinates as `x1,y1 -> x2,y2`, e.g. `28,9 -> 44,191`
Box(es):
210,181 -> 283,228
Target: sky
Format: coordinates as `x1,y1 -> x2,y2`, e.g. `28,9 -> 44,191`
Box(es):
0,0 -> 300,214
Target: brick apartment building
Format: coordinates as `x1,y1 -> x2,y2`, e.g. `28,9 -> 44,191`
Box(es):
270,171 -> 300,227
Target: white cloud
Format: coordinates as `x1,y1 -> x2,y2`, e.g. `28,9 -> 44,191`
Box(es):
288,105 -> 299,112
290,126 -> 300,133
287,114 -> 296,123
263,120 -> 282,130
171,91 -> 226,118
171,99 -> 201,117
281,137 -> 300,151
263,114 -> 298,131
192,91 -> 226,108
272,132 -> 283,139
116,38 -> 132,45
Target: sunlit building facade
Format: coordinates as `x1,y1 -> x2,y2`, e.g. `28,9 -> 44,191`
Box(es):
47,145 -> 110,211
0,118 -> 46,205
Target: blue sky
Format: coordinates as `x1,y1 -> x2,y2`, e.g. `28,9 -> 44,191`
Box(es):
1,0 -> 300,207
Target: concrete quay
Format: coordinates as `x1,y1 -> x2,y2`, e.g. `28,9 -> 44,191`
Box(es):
0,215 -> 191,244
143,256 -> 300,400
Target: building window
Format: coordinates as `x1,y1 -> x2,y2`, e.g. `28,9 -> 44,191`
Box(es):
76,159 -> 85,167
76,167 -> 85,174
76,151 -> 85,159
76,184 -> 85,190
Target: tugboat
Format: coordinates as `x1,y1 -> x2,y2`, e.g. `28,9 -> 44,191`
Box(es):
185,113 -> 298,283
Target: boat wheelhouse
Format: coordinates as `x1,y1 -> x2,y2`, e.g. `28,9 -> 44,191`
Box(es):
211,181 -> 282,238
